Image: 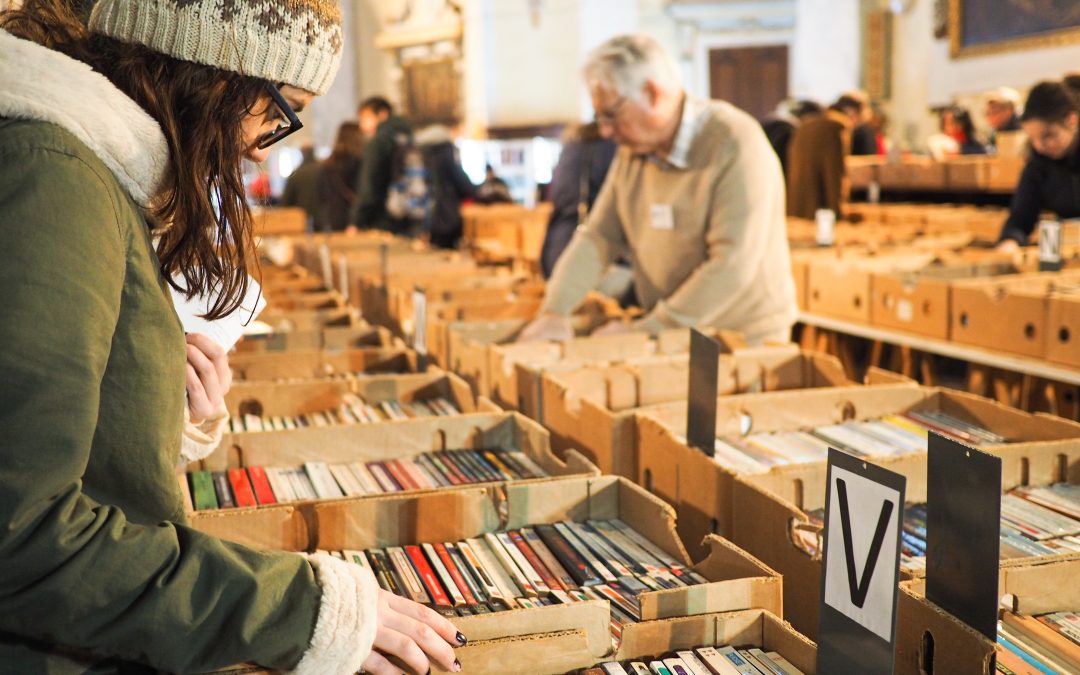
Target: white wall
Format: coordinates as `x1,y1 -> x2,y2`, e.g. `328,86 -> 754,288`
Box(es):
790,0 -> 861,102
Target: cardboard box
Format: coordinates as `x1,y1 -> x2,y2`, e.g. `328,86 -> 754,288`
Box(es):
950,271 -> 1080,358
539,346 -> 854,478
495,329 -> 745,420
258,307 -> 360,333
313,476 -> 783,665
871,260 -> 1023,340
224,370 -> 477,420
1046,291 -> 1080,368
460,609 -> 817,675
230,347 -> 418,382
446,296 -> 629,397
846,155 -> 883,190
636,385 -> 1080,637
235,323 -> 392,354
878,158 -> 949,191
806,252 -> 940,323
252,207 -> 306,236
895,557 -> 1080,675
190,412 -> 601,526
263,289 -> 344,312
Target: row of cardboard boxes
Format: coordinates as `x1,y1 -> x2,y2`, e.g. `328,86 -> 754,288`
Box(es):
795,246 -> 1080,364
207,340 -> 1080,669
846,155 -> 1025,193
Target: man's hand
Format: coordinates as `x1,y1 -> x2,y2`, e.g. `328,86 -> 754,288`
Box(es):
185,333 -> 231,424
517,313 -> 573,342
362,590 -> 463,674
590,319 -> 634,337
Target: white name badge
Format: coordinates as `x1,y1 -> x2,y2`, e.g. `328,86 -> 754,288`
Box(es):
650,204 -> 675,230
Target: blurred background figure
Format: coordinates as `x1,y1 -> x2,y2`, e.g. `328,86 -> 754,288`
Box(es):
761,99 -> 823,180
320,121 -> 363,233
540,122 -> 617,278
846,89 -> 878,156
475,164 -> 514,204
985,86 -> 1024,150
786,94 -> 862,220
942,105 -> 987,156
280,142 -> 324,231
418,121 -> 475,249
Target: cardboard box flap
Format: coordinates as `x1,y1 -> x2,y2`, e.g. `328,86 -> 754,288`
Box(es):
454,602 -> 612,661
456,629 -> 599,675
188,506 -> 308,552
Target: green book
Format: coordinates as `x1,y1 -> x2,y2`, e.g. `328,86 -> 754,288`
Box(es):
189,471 -> 218,511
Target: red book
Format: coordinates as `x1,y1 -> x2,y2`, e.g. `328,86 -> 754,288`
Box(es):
406,545 -> 452,607
434,543 -> 478,605
384,460 -> 420,491
227,468 -> 257,508
509,529 -> 563,591
246,466 -> 277,506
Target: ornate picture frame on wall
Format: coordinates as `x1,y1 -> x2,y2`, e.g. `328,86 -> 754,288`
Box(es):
949,0 -> 1080,58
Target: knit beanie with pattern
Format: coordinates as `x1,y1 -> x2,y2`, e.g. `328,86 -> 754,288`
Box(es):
88,0 -> 343,95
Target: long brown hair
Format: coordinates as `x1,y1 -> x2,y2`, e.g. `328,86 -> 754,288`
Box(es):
1,0 -> 266,320
328,121 -> 362,165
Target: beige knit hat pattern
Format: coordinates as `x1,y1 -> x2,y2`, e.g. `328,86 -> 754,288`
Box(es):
88,0 -> 344,96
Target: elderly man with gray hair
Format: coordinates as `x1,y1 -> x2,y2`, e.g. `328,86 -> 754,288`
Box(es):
520,33 -> 797,346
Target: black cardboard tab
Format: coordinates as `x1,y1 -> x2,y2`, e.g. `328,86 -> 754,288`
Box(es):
687,329 -> 720,457
818,448 -> 905,675
926,432 -> 1001,640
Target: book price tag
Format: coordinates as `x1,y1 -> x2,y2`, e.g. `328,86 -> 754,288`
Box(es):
818,448 -> 905,675
686,329 -> 720,457
815,209 -> 836,247
1039,220 -> 1062,272
412,286 -> 428,357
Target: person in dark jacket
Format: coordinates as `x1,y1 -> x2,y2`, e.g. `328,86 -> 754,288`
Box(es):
417,123 -> 475,249
540,122 -> 616,277
320,121 -> 363,232
786,95 -> 861,219
475,164 -> 515,204
350,96 -> 413,233
998,81 -> 1080,251
761,99 -> 823,179
280,143 -> 324,231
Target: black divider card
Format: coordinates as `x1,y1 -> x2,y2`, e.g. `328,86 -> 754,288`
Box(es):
687,329 -> 720,457
926,432 -> 1001,640
412,286 -> 428,363
818,448 -> 906,675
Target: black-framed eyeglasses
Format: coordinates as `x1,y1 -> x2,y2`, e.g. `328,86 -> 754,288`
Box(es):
594,96 -> 628,127
257,84 -> 304,150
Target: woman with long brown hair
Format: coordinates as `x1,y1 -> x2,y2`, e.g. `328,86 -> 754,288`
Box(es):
0,1 -> 462,673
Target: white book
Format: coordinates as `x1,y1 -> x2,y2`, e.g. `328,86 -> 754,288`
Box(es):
763,651 -> 805,675
694,647 -> 744,675
304,462 -> 344,499
263,467 -> 295,503
170,274 -> 266,351
328,463 -> 365,496
675,651 -> 713,675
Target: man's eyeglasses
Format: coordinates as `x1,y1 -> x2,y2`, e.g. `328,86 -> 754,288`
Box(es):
257,84 -> 304,150
594,96 -> 628,127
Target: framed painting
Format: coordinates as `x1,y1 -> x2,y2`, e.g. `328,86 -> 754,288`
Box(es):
949,0 -> 1080,58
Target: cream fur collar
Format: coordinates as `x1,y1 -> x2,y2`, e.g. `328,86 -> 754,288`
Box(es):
0,30 -> 168,207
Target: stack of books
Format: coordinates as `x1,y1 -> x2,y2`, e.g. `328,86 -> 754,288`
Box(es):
579,644 -> 805,675
329,519 -> 708,641
227,395 -> 460,432
705,411 -> 1005,475
183,448 -> 548,510
997,610 -> 1080,674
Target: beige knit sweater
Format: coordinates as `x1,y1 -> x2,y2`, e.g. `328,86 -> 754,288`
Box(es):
541,97 -> 798,343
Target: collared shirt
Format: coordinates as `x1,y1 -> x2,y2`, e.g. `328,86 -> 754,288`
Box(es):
650,94 -> 710,170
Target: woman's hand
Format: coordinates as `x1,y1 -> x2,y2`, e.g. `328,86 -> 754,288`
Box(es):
184,333 -> 232,424
361,590 -> 464,674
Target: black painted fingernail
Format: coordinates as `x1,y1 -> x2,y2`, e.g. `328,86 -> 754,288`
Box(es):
453,660 -> 462,672
456,631 -> 468,646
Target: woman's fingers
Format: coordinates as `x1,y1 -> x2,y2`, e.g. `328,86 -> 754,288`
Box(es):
384,592 -> 464,649
380,605 -> 459,673
359,650 -> 397,675
186,343 -> 222,411
372,625 -> 430,675
185,363 -> 211,423
186,333 -> 232,394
